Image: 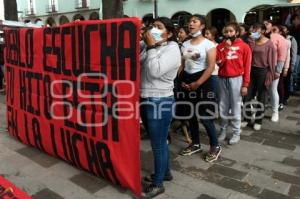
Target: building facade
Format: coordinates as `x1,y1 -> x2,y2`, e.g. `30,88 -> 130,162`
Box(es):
0,0 -> 4,20
17,0 -> 101,26
124,0 -> 289,21
16,0 -> 299,27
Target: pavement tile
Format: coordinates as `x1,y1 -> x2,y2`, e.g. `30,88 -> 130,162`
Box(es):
94,186 -> 133,199
240,135 -> 264,144
244,172 -> 290,195
272,171 -> 300,186
197,194 -> 217,199
216,177 -> 261,197
282,157 -> 300,167
47,162 -> 81,179
293,110 -> 300,114
17,147 -> 60,168
257,189 -> 293,199
286,116 -> 300,121
262,140 -> 296,151
69,172 -> 108,194
295,168 -> 300,176
289,185 -> 300,198
215,157 -> 237,167
287,99 -> 300,107
32,188 -> 64,199
207,164 -> 248,180
16,146 -> 42,158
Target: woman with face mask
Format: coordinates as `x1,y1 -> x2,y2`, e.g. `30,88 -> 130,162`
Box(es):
177,14 -> 221,163
140,17 -> 181,199
216,22 -> 252,144
177,26 -> 190,47
242,23 -> 277,130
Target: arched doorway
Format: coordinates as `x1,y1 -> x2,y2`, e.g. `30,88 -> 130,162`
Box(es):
142,13 -> 154,27
171,11 -> 191,27
73,14 -> 85,21
89,12 -> 99,20
59,15 -> 70,25
46,17 -> 56,27
244,5 -> 272,25
206,8 -> 236,33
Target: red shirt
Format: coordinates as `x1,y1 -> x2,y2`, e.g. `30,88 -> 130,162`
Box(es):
217,39 -> 252,87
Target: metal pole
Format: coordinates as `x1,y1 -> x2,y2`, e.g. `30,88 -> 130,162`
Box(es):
154,0 -> 158,18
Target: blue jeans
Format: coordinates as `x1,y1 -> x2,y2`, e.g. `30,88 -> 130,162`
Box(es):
290,55 -> 300,92
140,96 -> 174,186
211,75 -> 219,100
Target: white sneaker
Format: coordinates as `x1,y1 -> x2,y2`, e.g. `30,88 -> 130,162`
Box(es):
253,123 -> 262,131
271,113 -> 279,122
229,134 -> 240,145
241,121 -> 248,128
218,130 -> 227,142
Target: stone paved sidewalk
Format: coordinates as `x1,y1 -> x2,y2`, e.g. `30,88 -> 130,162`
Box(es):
0,92 -> 300,199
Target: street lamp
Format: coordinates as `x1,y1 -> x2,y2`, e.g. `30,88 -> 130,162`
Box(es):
154,0 -> 158,18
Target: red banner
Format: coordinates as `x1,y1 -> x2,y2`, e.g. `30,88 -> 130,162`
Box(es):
4,18 -> 141,196
0,176 -> 32,199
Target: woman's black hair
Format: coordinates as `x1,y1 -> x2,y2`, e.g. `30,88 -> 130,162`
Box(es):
153,17 -> 178,42
252,23 -> 267,32
189,14 -> 206,27
224,22 -> 240,35
188,14 -> 206,35
179,25 -> 190,35
264,19 -> 274,25
178,25 -> 191,43
239,23 -> 249,33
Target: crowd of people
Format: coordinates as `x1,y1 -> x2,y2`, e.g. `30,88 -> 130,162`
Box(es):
139,12 -> 300,198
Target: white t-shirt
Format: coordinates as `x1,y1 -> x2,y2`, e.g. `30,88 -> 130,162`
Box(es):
182,38 -> 215,74
212,43 -> 219,76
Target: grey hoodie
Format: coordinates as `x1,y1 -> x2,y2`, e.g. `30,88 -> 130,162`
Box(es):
140,41 -> 181,98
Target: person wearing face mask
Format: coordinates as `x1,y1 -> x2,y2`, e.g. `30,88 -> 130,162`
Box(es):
216,22 -> 252,144
205,27 -> 219,100
140,17 -> 181,199
267,25 -> 288,122
177,14 -> 221,163
242,23 -> 277,130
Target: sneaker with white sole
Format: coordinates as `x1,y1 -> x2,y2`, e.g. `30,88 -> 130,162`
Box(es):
229,134 -> 240,145
179,144 -> 202,156
271,113 -> 279,122
204,146 -> 222,163
253,123 -> 262,131
218,130 -> 227,142
241,121 -> 249,128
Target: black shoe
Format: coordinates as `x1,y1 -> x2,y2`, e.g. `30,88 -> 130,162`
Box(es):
278,104 -> 284,111
204,146 -> 222,163
179,144 -> 202,156
142,184 -> 165,199
143,172 -> 173,183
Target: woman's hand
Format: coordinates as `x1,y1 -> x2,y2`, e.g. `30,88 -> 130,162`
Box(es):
240,86 -> 248,96
144,31 -> 156,46
283,69 -> 288,77
182,82 -> 199,91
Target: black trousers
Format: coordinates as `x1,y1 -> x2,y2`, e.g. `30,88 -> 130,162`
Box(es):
244,67 -> 268,124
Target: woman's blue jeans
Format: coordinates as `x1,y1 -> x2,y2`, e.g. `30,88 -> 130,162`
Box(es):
140,96 -> 174,186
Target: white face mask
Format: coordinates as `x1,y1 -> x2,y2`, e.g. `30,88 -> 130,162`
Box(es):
190,30 -> 202,38
150,27 -> 163,42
